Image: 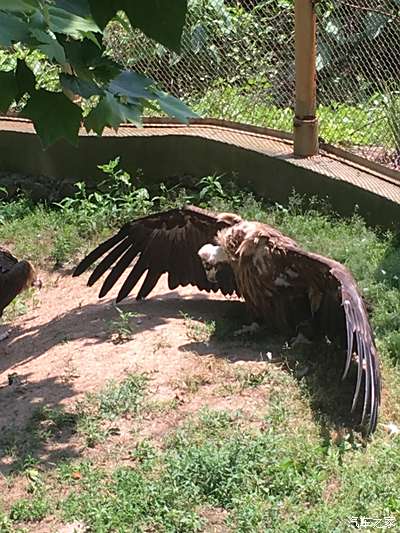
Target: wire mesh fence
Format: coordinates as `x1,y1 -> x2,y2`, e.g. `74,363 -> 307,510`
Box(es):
105,0 -> 296,133
316,0 -> 400,169
105,0 -> 400,171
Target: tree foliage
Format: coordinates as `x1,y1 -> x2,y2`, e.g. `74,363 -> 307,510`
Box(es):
105,0 -> 294,105
0,0 -> 196,147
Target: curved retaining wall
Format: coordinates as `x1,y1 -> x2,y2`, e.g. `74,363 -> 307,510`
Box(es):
0,118 -> 399,229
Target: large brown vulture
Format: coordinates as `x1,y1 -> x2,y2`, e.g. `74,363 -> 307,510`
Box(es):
74,206 -> 381,435
0,247 -> 41,339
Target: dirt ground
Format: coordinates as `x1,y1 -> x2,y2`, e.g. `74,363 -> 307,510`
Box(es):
0,270 -> 277,452
0,267 -> 374,532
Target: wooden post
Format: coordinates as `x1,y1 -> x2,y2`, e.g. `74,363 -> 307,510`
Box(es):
294,0 -> 319,157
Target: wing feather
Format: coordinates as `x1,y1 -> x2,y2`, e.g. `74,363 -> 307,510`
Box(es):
74,230 -> 129,277
88,238 -> 132,287
74,206 -> 239,300
332,264 -> 380,434
99,245 -> 140,298
281,244 -> 380,435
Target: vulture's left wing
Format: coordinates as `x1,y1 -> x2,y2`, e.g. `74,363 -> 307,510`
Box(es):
74,206 -> 239,302
281,244 -> 380,435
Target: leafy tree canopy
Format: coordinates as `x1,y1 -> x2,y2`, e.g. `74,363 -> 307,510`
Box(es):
0,0 -> 196,147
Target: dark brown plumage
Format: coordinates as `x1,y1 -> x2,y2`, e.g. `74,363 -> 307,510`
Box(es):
74,206 -> 381,435
74,206 -> 238,301
0,247 -> 40,318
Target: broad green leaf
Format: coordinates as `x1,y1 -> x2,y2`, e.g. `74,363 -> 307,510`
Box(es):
48,5 -> 100,37
61,36 -> 104,66
54,0 -> 92,18
316,41 -> 332,72
60,73 -> 104,98
23,90 -> 82,147
61,37 -> 119,83
0,0 -> 38,11
156,91 -> 198,122
191,23 -> 207,54
30,29 -> 66,63
88,0 -> 187,51
84,92 -> 142,134
89,62 -> 121,84
0,11 -> 30,46
124,1 -> 188,52
323,16 -> 358,46
121,103 -> 142,126
15,59 -> 36,99
29,10 -> 48,32
0,70 -> 17,112
108,70 -> 156,100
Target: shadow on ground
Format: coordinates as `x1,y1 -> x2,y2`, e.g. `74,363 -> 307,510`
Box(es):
181,317 -> 366,438
1,292 -> 252,374
0,291 -> 368,473
0,375 -> 78,475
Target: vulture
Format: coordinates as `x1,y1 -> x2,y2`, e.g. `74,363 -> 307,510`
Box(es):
73,206 -> 381,435
0,247 -> 41,339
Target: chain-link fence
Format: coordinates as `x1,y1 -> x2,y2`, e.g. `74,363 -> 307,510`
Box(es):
316,0 -> 400,169
105,0 -> 399,170
105,0 -> 296,133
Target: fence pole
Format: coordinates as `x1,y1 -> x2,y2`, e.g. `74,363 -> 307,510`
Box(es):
294,0 -> 319,157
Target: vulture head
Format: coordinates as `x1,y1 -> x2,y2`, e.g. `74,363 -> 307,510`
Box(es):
198,243 -> 229,283
16,261 -> 41,290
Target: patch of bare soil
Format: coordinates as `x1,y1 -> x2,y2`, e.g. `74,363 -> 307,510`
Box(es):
0,270 -> 280,468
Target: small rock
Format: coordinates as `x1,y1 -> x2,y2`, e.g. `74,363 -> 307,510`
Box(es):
0,329 -> 10,342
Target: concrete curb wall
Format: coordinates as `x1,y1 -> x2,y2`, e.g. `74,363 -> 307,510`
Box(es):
1,124 -> 399,229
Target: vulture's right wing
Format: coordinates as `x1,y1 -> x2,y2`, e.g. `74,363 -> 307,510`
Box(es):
74,206 -> 239,302
276,241 -> 381,435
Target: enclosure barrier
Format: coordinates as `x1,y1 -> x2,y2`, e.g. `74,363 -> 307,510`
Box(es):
1,0 -> 400,229
104,0 -> 399,173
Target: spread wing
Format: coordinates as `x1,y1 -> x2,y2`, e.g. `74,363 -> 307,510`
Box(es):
276,242 -> 380,435
0,247 -> 18,274
73,206 -> 239,302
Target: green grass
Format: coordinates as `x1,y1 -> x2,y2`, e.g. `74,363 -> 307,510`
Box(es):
0,374 -> 148,462
180,311 -> 216,343
75,373 -> 149,447
191,84 -> 397,151
1,170 -> 400,531
107,306 -> 141,344
23,407 -> 398,531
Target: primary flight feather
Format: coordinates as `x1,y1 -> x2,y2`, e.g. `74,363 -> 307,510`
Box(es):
74,206 -> 381,435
